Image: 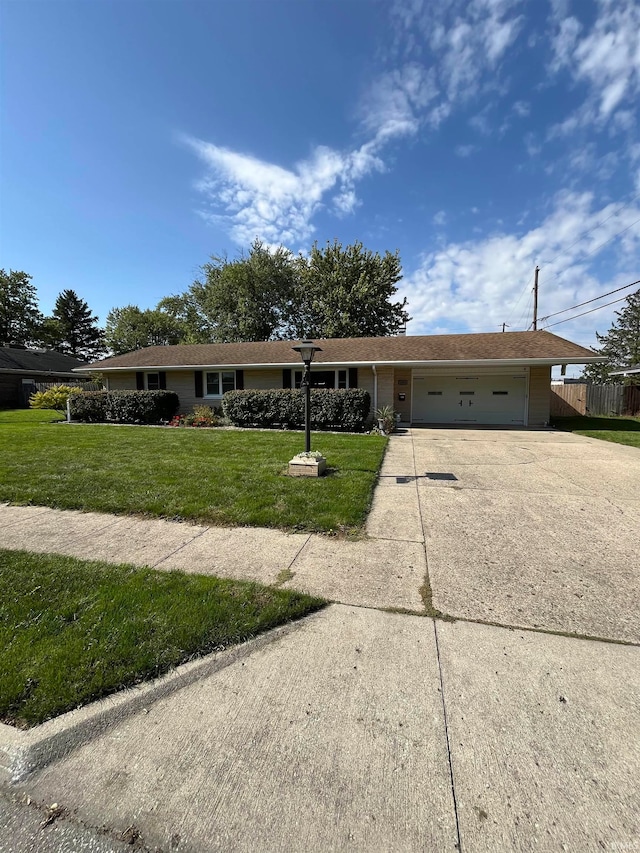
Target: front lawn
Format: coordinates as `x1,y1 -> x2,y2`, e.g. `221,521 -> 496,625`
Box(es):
0,409 -> 387,532
0,549 -> 325,728
551,415 -> 640,449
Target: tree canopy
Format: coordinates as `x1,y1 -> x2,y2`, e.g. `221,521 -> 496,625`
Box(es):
581,288 -> 640,384
105,305 -> 185,355
156,238 -> 409,344
41,289 -> 105,360
0,269 -> 43,347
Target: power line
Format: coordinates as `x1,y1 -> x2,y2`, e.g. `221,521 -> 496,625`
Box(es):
543,294 -> 630,329
539,279 -> 640,323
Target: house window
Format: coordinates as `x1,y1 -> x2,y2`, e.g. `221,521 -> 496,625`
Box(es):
294,369 -> 350,390
146,372 -> 161,390
205,371 -> 235,396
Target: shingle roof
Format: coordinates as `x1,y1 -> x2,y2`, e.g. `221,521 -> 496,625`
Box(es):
82,331 -> 600,371
0,347 -> 88,373
610,363 -> 640,375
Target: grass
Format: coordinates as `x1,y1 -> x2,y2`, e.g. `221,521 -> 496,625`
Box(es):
0,409 -> 387,533
0,548 -> 325,728
551,414 -> 640,449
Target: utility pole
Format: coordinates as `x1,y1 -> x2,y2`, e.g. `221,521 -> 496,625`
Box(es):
502,323 -> 509,332
532,265 -> 539,331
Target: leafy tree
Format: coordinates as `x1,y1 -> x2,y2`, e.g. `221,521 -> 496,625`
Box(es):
162,240 -> 297,343
41,289 -> 105,360
105,305 -> 185,355
0,269 -> 43,346
292,240 -> 410,339
581,289 -> 640,384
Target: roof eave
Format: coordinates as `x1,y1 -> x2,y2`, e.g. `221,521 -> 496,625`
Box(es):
75,355 -> 604,373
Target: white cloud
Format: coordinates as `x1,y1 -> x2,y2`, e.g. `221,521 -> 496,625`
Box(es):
549,0 -> 640,132
455,143 -> 477,157
183,136 -> 384,245
433,210 -> 447,226
401,190 -> 640,346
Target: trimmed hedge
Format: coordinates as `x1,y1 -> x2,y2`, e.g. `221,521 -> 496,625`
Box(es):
70,391 -> 179,425
222,389 -> 371,431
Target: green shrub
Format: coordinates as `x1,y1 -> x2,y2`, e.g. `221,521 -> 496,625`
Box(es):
29,385 -> 81,415
223,389 -> 370,431
70,391 -> 179,425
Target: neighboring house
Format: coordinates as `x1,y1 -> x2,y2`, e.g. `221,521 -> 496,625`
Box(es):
609,364 -> 640,378
78,331 -> 601,428
0,346 -> 89,408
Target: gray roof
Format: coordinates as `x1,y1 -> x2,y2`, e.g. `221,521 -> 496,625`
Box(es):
610,363 -> 640,375
0,347 -> 88,373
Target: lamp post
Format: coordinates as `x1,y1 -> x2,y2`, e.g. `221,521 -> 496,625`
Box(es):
292,340 -> 322,453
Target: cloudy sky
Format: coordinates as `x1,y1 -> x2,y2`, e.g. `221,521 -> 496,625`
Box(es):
2,0 -> 639,372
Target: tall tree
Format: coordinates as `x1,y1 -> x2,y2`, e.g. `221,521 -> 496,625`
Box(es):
293,240 -> 410,339
581,289 -> 640,383
42,289 -> 105,360
105,305 -> 185,355
162,240 -> 297,343
0,269 -> 43,346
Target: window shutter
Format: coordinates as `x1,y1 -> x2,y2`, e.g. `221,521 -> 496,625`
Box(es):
194,371 -> 203,398
159,371 -> 167,390
282,368 -> 292,389
235,369 -> 244,390
136,372 -> 144,390
348,367 -> 358,388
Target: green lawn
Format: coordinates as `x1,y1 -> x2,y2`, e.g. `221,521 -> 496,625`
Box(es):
0,409 -> 387,532
551,415 -> 640,449
0,549 -> 325,728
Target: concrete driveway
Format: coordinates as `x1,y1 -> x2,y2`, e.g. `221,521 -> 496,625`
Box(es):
369,427 -> 640,644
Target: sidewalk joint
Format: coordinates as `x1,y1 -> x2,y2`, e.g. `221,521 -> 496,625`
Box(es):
433,620 -> 462,852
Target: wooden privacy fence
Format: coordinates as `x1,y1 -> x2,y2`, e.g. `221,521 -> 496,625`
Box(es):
550,384 -> 640,417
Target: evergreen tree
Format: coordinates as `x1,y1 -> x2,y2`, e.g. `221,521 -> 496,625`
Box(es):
581,289 -> 640,383
0,269 -> 43,346
43,289 -> 105,360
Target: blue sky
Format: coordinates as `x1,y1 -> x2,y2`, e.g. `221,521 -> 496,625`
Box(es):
2,0 -> 639,373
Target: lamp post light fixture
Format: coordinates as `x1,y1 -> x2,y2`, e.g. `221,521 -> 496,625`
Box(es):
292,340 -> 322,453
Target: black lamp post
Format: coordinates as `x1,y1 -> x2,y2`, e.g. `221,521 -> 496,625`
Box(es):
292,340 -> 322,452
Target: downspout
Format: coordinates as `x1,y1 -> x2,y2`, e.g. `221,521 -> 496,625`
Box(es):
372,365 -> 378,413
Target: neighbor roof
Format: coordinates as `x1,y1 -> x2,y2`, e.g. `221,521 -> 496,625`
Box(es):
80,331 -> 601,372
0,347 -> 87,374
610,363 -> 640,375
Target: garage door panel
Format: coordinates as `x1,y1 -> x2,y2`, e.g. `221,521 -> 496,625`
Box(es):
413,375 -> 527,425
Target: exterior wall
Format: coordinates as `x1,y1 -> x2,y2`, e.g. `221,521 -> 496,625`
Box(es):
375,367 -> 394,412
0,374 -> 21,407
106,373 -> 135,391
393,368 -> 412,422
245,368 -> 285,390
527,365 -> 551,426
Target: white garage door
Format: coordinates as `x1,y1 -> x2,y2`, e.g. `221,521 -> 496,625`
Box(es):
412,374 -> 527,425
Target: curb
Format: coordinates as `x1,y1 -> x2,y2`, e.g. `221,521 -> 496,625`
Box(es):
0,618 -> 308,784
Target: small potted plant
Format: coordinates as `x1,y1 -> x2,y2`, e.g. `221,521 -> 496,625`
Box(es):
375,405 -> 396,435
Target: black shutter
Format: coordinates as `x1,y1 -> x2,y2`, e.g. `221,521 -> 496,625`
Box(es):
348,367 -> 358,389
159,371 -> 166,390
194,371 -> 203,398
136,371 -> 144,390
235,369 -> 244,390
282,368 -> 292,389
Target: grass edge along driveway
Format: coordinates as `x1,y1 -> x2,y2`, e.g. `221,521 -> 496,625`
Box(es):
551,414 -> 640,449
0,548 -> 326,729
0,410 -> 388,533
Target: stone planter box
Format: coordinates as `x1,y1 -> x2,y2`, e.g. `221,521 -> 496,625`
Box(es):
288,455 -> 327,477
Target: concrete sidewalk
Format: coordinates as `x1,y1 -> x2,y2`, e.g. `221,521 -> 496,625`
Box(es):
1,429 -> 639,851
